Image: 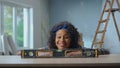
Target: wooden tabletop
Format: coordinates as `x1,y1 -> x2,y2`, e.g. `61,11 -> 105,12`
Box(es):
0,54 -> 120,67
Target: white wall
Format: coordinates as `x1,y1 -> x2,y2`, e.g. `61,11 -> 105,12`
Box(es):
3,0 -> 50,49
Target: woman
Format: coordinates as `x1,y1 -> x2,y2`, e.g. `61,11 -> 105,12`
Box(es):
17,21 -> 82,55
47,21 -> 82,50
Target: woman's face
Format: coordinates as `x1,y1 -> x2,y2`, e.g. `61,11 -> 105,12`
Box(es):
55,29 -> 71,50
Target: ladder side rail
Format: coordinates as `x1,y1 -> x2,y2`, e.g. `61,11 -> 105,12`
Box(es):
91,22 -> 101,48
91,0 -> 111,48
100,0 -> 114,44
116,0 -> 120,10
111,12 -> 120,41
91,0 -> 108,48
100,0 -> 109,20
116,0 -> 120,41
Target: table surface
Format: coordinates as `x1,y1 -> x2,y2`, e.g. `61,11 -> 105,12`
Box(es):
0,54 -> 120,67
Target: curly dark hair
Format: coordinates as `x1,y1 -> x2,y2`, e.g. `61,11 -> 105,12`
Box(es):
48,21 -> 81,49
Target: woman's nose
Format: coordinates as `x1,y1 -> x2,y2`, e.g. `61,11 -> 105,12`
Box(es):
60,37 -> 65,41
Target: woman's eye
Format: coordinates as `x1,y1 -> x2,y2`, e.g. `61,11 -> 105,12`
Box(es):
65,37 -> 68,38
65,36 -> 70,39
57,36 -> 61,39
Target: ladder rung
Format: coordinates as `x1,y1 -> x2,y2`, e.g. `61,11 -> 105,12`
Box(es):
93,41 -> 103,44
104,8 -> 119,12
97,30 -> 106,33
99,19 -> 108,23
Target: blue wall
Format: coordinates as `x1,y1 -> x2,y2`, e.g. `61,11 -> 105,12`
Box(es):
50,0 -> 102,48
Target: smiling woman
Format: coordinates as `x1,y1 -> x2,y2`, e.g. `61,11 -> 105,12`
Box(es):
47,21 -> 83,50
17,21 -> 84,55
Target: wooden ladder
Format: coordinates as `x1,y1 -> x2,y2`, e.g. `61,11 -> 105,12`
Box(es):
91,0 -> 120,49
